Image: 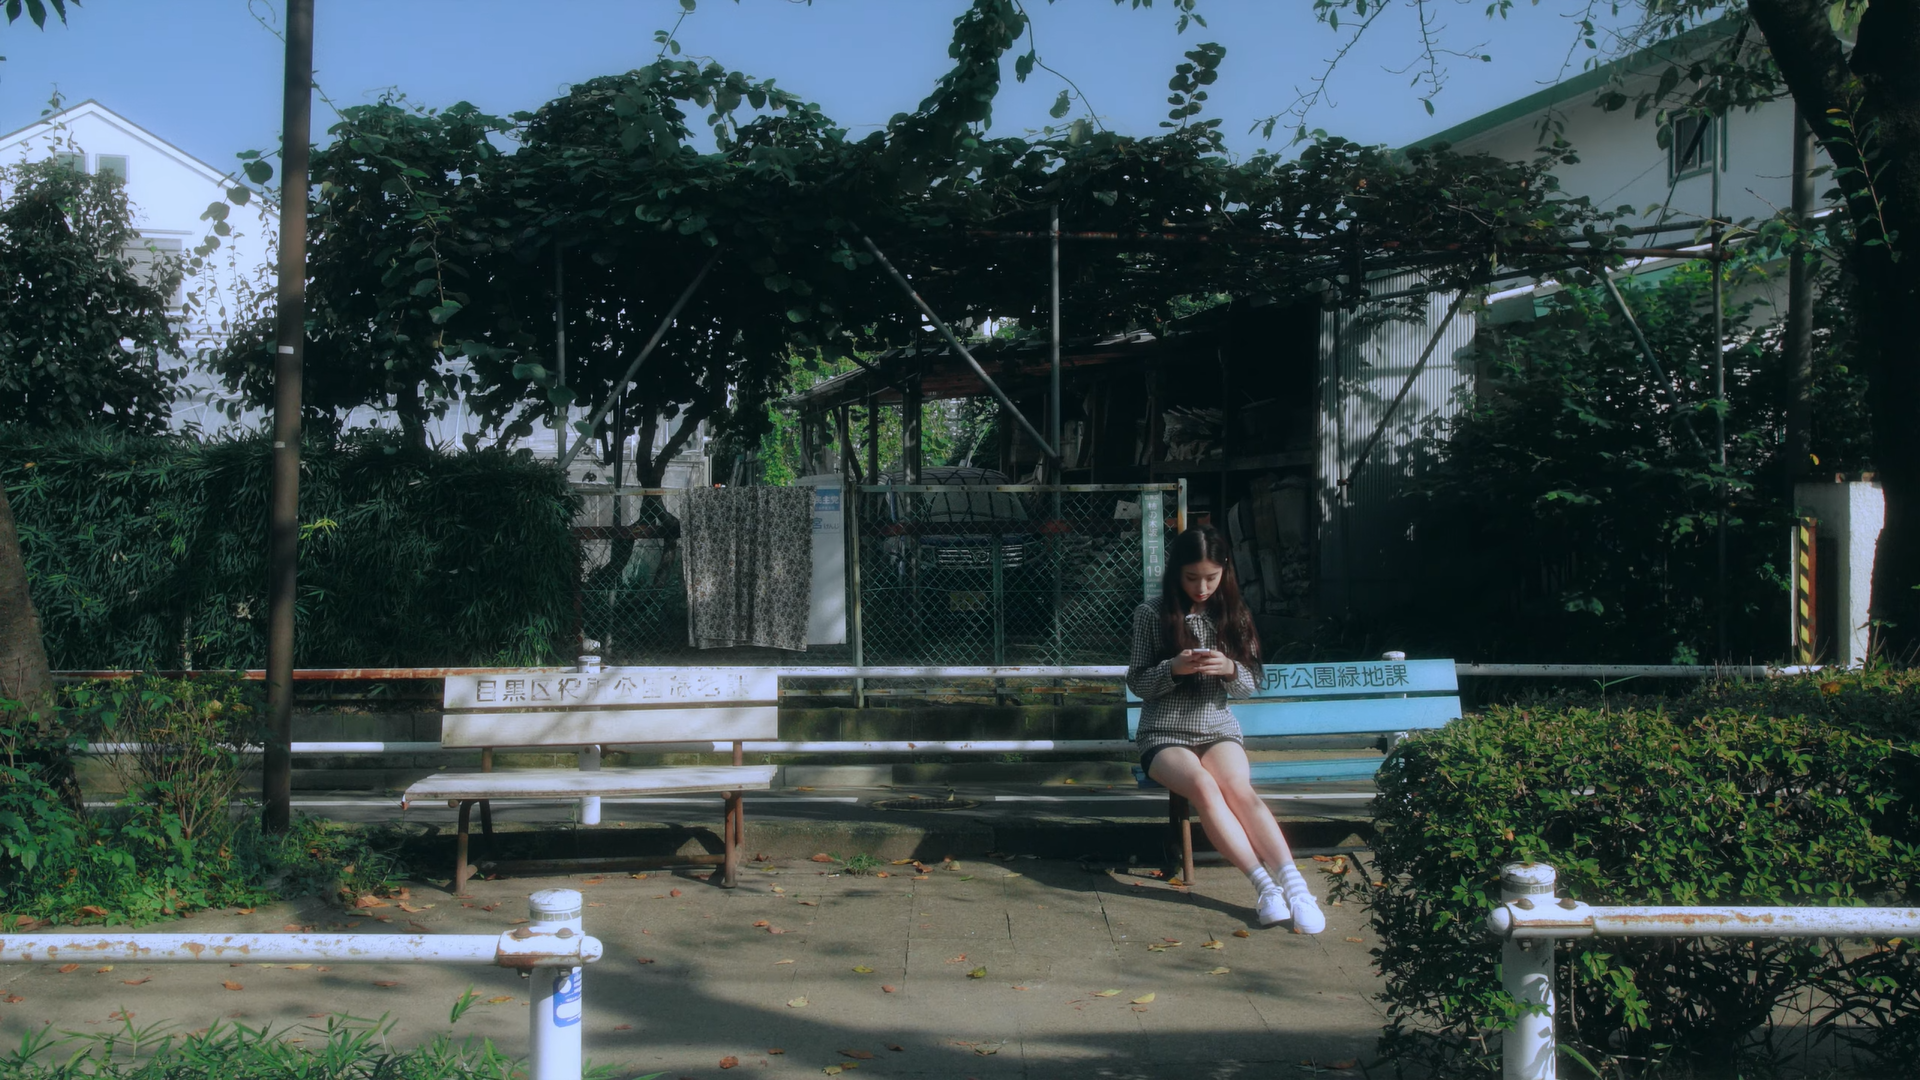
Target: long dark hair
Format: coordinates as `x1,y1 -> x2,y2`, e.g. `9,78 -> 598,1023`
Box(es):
1156,525 -> 1262,680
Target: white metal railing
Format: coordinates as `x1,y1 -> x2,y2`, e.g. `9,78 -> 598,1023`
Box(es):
1484,863 -> 1920,1080
0,889 -> 603,1080
69,662 -> 1823,764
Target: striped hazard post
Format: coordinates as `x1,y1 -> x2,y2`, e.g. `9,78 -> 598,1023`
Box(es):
1793,517 -> 1819,665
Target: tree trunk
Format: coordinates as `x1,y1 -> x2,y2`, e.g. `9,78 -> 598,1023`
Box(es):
1749,0 -> 1920,656
0,482 -> 51,710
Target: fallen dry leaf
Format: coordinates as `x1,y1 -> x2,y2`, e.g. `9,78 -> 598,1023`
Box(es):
890,858 -> 915,865
753,920 -> 771,928
967,967 -> 987,979
798,900 -> 818,907
507,918 -> 527,925
284,963 -> 312,970
823,1067 -> 843,1077
887,1043 -> 904,1051
1232,929 -> 1252,938
787,996 -> 809,1008
587,902 -> 604,908
881,984 -> 896,993
974,1043 -> 1002,1056
810,853 -> 834,863
486,995 -> 515,1004
912,875 -> 929,881
1146,942 -> 1180,952
946,954 -> 968,963
669,888 -> 682,898
77,905 -> 109,917
232,907 -> 255,915
221,981 -> 243,991
840,1049 -> 874,1060
353,896 -> 389,909
57,964 -> 78,974
1345,937 -> 1365,944
852,965 -> 874,974
1092,989 -> 1120,997
480,903 -> 500,912
1202,939 -> 1224,950
3,994 -> 23,1003
768,1048 -> 785,1054
719,1055 -> 739,1069
397,902 -> 428,913
580,877 -> 604,886
1205,966 -> 1231,976
634,957 -> 656,965
373,980 -> 400,988
774,959 -> 794,965
94,966 -> 112,973
1011,985 -> 1030,991
120,978 -> 149,986
1130,993 -> 1156,1004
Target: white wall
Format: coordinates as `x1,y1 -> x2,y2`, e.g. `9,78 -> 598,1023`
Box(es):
1435,80 -> 1812,232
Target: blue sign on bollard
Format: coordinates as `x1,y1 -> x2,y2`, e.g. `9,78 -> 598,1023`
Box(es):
551,969 -> 582,1027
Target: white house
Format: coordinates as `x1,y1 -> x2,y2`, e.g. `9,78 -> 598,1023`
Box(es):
0,100 -> 710,486
0,98 -> 276,432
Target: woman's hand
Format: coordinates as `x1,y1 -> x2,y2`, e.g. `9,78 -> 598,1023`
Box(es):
1171,649 -> 1236,677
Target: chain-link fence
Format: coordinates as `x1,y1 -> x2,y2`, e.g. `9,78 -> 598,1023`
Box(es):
574,488 -> 691,663
853,484 -> 1183,666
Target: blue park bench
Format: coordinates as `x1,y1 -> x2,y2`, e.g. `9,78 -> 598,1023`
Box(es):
1127,656 -> 1462,884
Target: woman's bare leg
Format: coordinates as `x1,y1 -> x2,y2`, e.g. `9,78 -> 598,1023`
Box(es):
1146,746 -> 1261,875
1198,741 -> 1295,872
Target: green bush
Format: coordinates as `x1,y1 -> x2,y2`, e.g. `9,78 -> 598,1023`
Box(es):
0,679 -> 411,926
0,1014 -> 626,1080
3,427 -> 578,671
1348,674 -> 1920,1077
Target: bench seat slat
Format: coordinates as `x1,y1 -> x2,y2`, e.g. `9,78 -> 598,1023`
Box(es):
1126,695 -> 1461,738
1134,757 -> 1386,789
404,764 -> 778,803
441,707 -> 778,748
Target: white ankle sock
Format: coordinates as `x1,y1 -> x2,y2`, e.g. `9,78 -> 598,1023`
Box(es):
1248,865 -> 1278,896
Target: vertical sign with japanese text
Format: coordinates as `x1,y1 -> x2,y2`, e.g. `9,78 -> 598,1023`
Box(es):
1141,491 -> 1165,602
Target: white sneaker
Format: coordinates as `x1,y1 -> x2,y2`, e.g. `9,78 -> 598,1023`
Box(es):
1279,864 -> 1326,934
1255,886 -> 1288,927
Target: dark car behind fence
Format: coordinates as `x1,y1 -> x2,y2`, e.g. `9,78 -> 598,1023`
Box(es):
855,480 -> 1183,666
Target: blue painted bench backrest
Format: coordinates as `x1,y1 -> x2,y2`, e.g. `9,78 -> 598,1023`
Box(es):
1126,658 -> 1461,786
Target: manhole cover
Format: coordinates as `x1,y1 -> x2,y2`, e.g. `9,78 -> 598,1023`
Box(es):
869,794 -> 980,812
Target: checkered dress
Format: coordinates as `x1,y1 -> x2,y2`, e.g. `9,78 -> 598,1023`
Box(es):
1127,597 -> 1256,759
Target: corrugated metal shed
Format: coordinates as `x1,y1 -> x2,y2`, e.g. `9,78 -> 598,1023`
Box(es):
1317,272 -> 1480,617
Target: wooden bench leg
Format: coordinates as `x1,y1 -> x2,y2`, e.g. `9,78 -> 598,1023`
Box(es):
454,800 -> 475,895
721,793 -> 742,889
1169,793 -> 1195,886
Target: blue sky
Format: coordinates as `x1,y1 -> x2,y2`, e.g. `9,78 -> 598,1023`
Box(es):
1,0 -> 1634,175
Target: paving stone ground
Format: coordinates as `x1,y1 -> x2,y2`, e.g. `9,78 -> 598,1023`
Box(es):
0,854 -> 1386,1079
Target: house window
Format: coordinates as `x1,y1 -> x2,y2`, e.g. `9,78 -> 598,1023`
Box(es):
96,155 -> 128,182
1670,114 -> 1722,180
51,152 -> 86,173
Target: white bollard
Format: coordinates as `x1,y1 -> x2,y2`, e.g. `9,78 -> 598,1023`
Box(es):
527,889 -> 585,1080
576,744 -> 602,826
1501,863 -> 1559,1080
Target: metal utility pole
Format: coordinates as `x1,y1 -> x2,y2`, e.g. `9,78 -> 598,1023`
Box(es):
1711,114 -> 1728,660
263,0 -> 315,834
1784,108 -> 1817,497
554,245 -> 567,462
1049,205 -> 1062,479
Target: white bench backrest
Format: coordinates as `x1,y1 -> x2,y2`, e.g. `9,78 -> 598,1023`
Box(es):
441,668 -> 778,748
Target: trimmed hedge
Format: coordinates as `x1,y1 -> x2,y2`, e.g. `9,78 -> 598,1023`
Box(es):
3,428 -> 577,670
1348,672 -> 1920,1077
